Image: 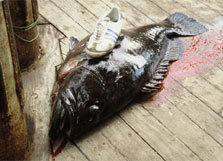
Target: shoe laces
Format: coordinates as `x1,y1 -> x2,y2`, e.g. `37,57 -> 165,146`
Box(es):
92,17 -> 110,42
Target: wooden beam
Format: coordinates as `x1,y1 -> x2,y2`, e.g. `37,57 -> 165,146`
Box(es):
0,0 -> 31,160
9,0 -> 39,69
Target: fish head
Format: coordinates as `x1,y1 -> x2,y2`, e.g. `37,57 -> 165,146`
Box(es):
49,71 -> 102,142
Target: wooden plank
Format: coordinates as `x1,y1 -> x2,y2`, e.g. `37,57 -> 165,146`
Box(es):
199,0 -> 223,15
53,143 -> 88,161
174,0 -> 223,27
100,116 -> 163,161
0,1 -> 28,159
76,129 -> 127,161
143,99 -> 223,161
38,0 -> 88,39
164,77 -> 223,145
171,75 -> 223,117
124,0 -> 169,22
22,24 -> 86,161
75,0 -> 132,28
38,15 -> 49,24
120,104 -> 201,161
146,0 -> 207,25
199,66 -> 223,93
50,0 -> 97,32
100,0 -> 154,25
188,31 -> 223,71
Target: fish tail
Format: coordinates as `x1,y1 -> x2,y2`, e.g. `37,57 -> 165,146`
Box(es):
165,13 -> 208,36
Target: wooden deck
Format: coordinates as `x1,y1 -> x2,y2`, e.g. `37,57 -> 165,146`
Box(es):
24,0 -> 223,160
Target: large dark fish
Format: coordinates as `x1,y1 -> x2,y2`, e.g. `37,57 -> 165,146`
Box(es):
49,13 -> 207,142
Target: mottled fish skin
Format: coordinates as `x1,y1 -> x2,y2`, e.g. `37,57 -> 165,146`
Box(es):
49,13 -> 207,142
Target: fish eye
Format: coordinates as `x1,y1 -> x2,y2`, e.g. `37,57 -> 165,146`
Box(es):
88,105 -> 100,122
89,105 -> 99,114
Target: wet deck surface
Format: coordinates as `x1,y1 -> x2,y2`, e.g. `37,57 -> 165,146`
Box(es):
23,0 -> 223,160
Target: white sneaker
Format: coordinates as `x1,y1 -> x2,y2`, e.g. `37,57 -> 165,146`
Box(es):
86,7 -> 122,58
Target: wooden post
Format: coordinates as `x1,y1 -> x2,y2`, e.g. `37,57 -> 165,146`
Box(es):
9,0 -> 39,70
0,0 -> 29,160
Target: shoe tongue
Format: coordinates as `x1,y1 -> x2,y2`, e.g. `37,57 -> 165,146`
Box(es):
98,17 -> 110,26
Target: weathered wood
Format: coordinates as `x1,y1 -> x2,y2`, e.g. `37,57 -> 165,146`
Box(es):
173,75 -> 223,117
143,0 -> 205,25
51,0 -> 97,32
143,99 -> 223,160
9,0 -> 39,69
174,0 -> 223,27
75,0 -> 131,28
124,0 -> 169,22
76,129 -> 127,161
100,115 -> 164,161
101,0 -> 153,25
0,0 -> 29,160
38,15 -> 49,25
199,0 -> 223,15
165,77 -> 223,145
38,0 -> 88,39
120,104 -> 201,161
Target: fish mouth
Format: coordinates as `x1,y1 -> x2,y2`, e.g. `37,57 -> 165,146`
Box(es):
49,89 -> 78,142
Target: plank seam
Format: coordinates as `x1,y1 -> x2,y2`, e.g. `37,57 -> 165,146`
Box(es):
49,0 -> 89,34
166,96 -> 223,147
74,0 -> 98,19
143,0 -> 170,15
118,114 -> 166,161
141,104 -> 204,161
39,14 -> 67,38
197,71 -> 223,94
98,0 -> 136,27
123,0 -> 156,23
69,140 -> 91,161
171,76 -> 223,118
171,0 -> 209,25
197,0 -> 223,17
101,132 -> 129,161
58,37 -> 66,61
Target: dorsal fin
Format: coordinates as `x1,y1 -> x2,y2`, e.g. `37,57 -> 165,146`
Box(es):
69,36 -> 79,51
141,38 -> 184,93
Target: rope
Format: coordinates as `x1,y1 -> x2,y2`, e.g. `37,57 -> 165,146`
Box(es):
14,32 -> 39,43
13,17 -> 39,31
13,17 -> 39,43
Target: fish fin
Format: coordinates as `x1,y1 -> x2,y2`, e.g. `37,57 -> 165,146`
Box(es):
165,13 -> 208,36
163,38 -> 184,61
141,81 -> 162,93
141,38 -> 183,93
141,64 -> 168,93
69,36 -> 79,51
